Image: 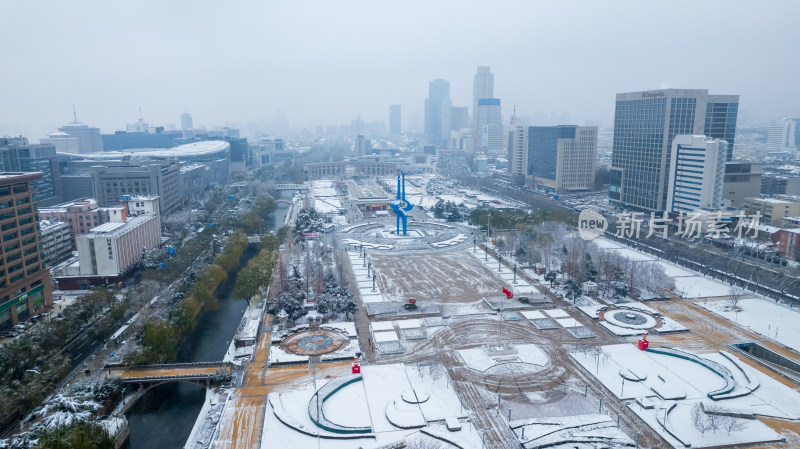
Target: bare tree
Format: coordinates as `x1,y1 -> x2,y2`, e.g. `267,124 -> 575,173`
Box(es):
691,402 -> 713,436
718,414 -> 748,435
728,287 -> 746,311
405,438 -> 443,449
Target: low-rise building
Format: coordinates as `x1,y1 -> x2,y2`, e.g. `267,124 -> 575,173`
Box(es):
39,220 -> 73,266
744,195 -> 800,227
55,196 -> 161,289
39,198 -> 111,248
773,228 -> 800,261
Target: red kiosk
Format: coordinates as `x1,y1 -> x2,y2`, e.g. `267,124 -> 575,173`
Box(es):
638,333 -> 649,351
352,356 -> 361,374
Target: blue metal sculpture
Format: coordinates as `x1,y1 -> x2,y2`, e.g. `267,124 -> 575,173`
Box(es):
390,172 -> 413,235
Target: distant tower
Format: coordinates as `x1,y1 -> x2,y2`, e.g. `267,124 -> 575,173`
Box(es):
389,105 -> 401,135
766,118 -> 798,152
181,109 -> 193,130
424,79 -> 451,146
476,99 -> 502,154
58,104 -> 103,153
473,66 -> 494,148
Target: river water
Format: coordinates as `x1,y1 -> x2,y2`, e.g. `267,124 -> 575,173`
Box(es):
125,199 -> 289,448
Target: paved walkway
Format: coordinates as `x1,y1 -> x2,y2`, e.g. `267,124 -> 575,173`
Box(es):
214,309 -> 353,449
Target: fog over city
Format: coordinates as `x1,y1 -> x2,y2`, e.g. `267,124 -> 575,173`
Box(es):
1,0 -> 798,137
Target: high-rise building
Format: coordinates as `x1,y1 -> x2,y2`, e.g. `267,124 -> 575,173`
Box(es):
473,66 -> 494,135
424,79 -> 451,145
476,99 -> 502,154
528,125 -> 597,193
609,89 -> 739,211
450,106 -> 469,131
355,135 -> 372,156
58,108 -> 103,154
389,105 -> 401,135
766,118 -> 798,152
704,97 -> 739,160
666,135 -> 727,212
0,172 -> 53,331
181,111 -> 193,131
507,115 -> 527,177
90,159 -> 182,214
0,137 -> 61,206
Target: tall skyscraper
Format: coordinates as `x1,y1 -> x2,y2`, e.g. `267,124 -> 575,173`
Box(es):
766,117 -> 798,152
666,135 -> 727,212
181,111 -> 193,130
528,125 -> 597,193
57,106 -> 103,154
609,89 -> 739,211
389,105 -> 401,135
473,66 -> 494,148
507,115 -> 527,177
704,97 -> 739,160
476,99 -> 502,154
424,79 -> 451,145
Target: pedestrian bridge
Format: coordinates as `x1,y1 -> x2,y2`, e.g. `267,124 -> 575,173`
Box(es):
111,361 -> 232,389
276,183 -> 308,191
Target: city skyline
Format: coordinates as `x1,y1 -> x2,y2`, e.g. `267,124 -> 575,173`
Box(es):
2,1 -> 799,138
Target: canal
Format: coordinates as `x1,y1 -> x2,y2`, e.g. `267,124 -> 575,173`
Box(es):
124,199 -> 289,448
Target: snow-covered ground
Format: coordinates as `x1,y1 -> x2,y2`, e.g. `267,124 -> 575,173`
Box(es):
260,363 -> 479,448
458,344 -> 549,372
571,343 -> 800,448
698,297 -> 800,352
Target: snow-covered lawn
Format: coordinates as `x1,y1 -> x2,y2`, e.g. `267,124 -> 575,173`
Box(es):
260,364 -> 478,449
673,275 -> 733,298
373,330 -> 399,342
520,310 -> 546,320
543,308 -> 569,318
554,317 -> 582,328
458,344 -> 549,372
698,297 -> 800,352
571,344 -> 800,448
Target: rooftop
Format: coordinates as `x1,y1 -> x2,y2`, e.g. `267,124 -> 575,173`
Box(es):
80,213 -> 157,239
59,140 -> 230,160
0,172 -> 43,182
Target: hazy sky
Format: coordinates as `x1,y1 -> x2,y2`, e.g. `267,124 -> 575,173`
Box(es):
1,0 -> 798,138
